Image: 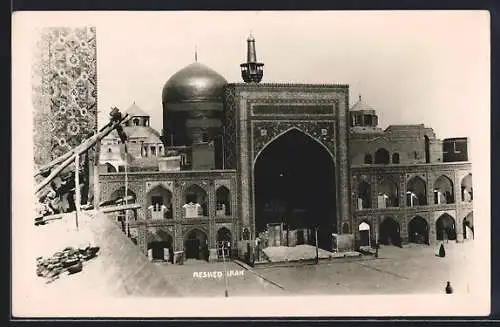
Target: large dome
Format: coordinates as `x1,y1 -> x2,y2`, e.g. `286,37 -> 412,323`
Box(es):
162,62 -> 227,104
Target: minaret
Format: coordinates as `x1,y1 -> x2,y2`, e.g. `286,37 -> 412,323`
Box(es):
240,34 -> 264,83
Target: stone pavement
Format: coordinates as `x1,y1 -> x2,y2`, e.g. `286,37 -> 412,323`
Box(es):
253,241 -> 474,295
155,260 -> 285,297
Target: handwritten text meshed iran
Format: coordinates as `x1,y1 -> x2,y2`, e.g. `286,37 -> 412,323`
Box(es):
193,270 -> 245,279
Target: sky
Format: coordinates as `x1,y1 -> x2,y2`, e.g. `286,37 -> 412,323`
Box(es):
20,11 -> 490,141
90,11 -> 490,141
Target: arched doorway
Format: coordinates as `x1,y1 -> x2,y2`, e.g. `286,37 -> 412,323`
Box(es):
184,184 -> 208,217
254,128 -> 336,251
374,148 -> 390,164
463,212 -> 474,240
104,162 -> 117,173
358,222 -> 371,247
146,185 -> 173,219
184,229 -> 208,261
357,181 -> 371,209
379,217 -> 401,246
436,214 -> 457,241
434,175 -> 455,204
147,229 -> 174,263
110,187 -> 136,203
216,186 -> 231,216
392,153 -> 400,164
461,174 -> 473,202
377,178 -> 399,208
407,176 -> 427,206
408,216 -> 429,244
216,227 -> 232,259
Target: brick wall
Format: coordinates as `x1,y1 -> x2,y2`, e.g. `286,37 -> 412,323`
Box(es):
350,125 -> 442,165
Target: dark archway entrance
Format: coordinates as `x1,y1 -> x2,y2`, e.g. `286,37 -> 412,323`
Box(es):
463,212 -> 474,240
147,230 -> 174,263
254,128 -> 336,251
216,227 -> 232,259
436,214 -> 457,241
379,217 -> 401,246
408,216 -> 429,244
184,229 -> 208,261
358,222 -> 371,247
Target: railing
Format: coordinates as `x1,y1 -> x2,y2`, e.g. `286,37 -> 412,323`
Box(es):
146,209 -> 173,220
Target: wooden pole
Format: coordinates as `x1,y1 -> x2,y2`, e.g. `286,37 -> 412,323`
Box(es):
74,154 -> 80,230
124,142 -> 129,236
222,242 -> 229,297
315,226 -> 319,264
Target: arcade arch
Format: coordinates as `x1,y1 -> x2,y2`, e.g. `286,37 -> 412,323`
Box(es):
436,213 -> 457,241
357,181 -> 371,209
184,184 -> 208,217
147,229 -> 174,263
104,162 -> 117,173
463,212 -> 474,240
146,185 -> 173,219
216,227 -> 232,258
379,217 -> 401,246
408,216 -> 429,244
358,221 -> 371,247
434,175 -> 455,204
374,148 -> 390,164
406,176 -> 427,206
461,174 -> 473,202
377,178 -> 399,208
184,228 -> 209,261
254,128 -> 336,251
216,186 -> 231,216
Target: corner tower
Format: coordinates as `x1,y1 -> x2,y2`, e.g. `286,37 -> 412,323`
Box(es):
240,34 -> 264,83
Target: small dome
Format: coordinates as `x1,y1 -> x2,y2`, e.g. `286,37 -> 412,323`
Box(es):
162,62 -> 227,104
126,102 -> 149,117
350,95 -> 375,112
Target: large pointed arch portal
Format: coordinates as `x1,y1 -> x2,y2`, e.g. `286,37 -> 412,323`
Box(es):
254,128 -> 336,251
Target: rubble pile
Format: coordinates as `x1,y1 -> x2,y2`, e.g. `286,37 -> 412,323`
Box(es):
36,245 -> 100,283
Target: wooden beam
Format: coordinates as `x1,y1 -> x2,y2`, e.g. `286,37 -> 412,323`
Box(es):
100,203 -> 141,214
35,114 -> 131,194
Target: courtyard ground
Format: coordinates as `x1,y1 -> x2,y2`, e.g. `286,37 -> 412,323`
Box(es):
153,240 -> 474,297
24,211 -> 474,299
252,241 -> 473,295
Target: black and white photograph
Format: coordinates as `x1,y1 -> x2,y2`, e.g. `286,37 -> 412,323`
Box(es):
12,11 -> 490,317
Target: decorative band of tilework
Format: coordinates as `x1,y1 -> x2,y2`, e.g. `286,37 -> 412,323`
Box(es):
32,27 -> 98,166
251,104 -> 335,116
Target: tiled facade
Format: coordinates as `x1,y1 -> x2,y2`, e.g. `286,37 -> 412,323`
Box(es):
99,170 -> 238,255
351,162 -> 473,245
97,39 -> 473,259
223,83 -> 351,243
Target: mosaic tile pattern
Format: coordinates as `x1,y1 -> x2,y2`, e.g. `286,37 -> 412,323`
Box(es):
32,27 -> 97,166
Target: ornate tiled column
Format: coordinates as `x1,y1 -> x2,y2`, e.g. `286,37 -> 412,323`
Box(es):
454,171 -> 464,242
238,96 -> 251,240
336,100 -> 351,236
208,180 -> 216,248
32,27 -> 98,166
427,171 -> 434,207
400,172 -> 407,208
